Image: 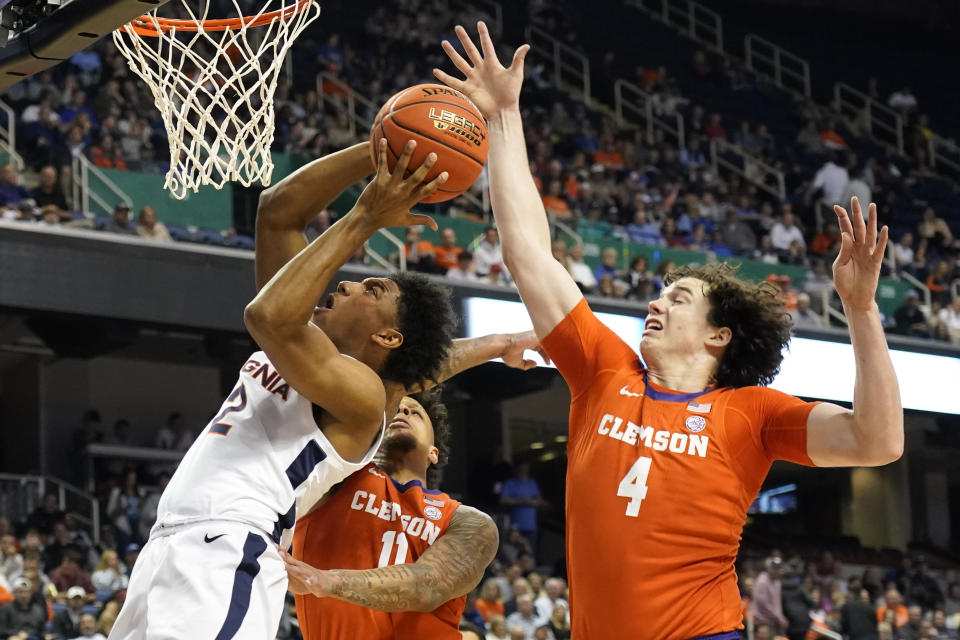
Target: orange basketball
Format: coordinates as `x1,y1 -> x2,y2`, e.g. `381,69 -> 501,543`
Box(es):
369,83 -> 488,203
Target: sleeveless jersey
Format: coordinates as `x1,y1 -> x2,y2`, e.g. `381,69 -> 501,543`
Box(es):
293,462 -> 464,640
540,300 -> 818,640
156,351 -> 384,548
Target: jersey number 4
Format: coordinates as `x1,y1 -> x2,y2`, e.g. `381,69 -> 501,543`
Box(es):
377,530 -> 409,567
617,456 -> 652,517
209,383 -> 247,436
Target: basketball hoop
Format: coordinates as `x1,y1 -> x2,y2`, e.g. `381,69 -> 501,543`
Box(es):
113,1 -> 321,199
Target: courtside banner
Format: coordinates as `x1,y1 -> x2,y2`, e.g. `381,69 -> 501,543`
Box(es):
463,297 -> 960,415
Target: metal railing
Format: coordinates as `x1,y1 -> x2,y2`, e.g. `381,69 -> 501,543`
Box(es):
818,288 -> 846,326
882,240 -> 932,309
524,25 -> 591,107
317,72 -> 378,139
928,133 -> 960,175
446,0 -> 502,36
833,83 -> 904,155
71,154 -> 133,217
0,473 -> 100,542
614,79 -> 685,147
710,138 -> 785,200
744,34 -> 811,98
626,0 -> 723,54
0,98 -> 24,170
550,217 -> 583,248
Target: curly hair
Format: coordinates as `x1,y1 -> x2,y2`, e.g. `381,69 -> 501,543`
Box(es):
380,272 -> 457,390
664,263 -> 792,388
408,387 -> 452,489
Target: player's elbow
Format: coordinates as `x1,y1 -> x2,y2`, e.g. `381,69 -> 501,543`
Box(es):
856,423 -> 904,466
243,300 -> 287,339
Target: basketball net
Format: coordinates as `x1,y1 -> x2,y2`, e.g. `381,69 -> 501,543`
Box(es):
113,0 -> 321,199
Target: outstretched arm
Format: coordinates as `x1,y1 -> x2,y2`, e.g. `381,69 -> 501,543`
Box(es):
284,505 -> 498,612
255,142 -> 373,291
245,141 -> 447,443
434,23 -> 584,338
806,198 -> 903,467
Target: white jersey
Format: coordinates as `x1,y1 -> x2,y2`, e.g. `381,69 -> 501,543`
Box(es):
155,351 -> 384,548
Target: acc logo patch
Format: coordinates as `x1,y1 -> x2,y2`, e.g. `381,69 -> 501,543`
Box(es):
424,506 -> 443,521
685,415 -> 706,433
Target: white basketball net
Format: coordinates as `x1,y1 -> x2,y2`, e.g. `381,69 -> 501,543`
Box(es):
112,0 -> 321,199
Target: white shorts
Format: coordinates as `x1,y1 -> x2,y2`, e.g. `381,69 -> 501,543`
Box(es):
109,521 -> 286,640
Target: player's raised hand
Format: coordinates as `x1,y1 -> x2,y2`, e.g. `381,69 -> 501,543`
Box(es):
433,21 -> 530,118
832,197 -> 888,312
500,330 -> 551,370
354,139 -> 448,230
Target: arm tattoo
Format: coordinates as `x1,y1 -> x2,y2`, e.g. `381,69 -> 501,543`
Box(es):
327,506 -> 499,612
430,335 -> 508,390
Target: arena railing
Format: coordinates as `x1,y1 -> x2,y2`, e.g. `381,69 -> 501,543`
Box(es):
523,25 -> 591,108
625,0 -> 724,55
709,137 -> 786,201
928,133 -> 960,176
71,153 -> 133,217
0,98 -> 24,170
614,79 -> 685,148
0,473 -> 100,542
744,34 -> 811,99
316,71 -> 378,140
833,82 -> 904,155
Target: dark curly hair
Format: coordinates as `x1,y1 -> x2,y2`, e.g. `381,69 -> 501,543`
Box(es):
408,387 -> 452,489
380,272 -> 457,390
663,263 -> 792,388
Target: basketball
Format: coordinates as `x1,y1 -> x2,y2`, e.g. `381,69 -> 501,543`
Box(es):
370,83 -> 489,203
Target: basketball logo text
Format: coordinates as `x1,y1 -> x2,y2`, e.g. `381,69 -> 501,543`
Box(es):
428,107 -> 486,147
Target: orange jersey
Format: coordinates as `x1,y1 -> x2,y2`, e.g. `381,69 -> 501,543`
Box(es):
293,463 -> 464,640
540,300 -> 818,640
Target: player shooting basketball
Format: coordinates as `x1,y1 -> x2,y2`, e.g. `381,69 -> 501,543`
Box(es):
433,22 -> 904,640
283,388 -> 495,640
109,141 -> 542,640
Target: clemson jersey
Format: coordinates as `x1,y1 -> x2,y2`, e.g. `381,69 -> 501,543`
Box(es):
293,463 -> 464,640
540,300 -> 818,640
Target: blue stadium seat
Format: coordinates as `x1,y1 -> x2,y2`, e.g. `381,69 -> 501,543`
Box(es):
95,589 -> 112,603
224,234 -> 254,250
195,228 -> 226,245
93,215 -> 111,230
82,604 -> 101,616
166,225 -> 193,242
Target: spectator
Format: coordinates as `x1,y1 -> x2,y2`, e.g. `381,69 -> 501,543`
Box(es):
660,217 -> 687,248
500,463 -> 542,554
927,261 -> 953,305
122,543 -> 139,576
545,602 -> 570,640
433,228 -> 463,272
399,226 -> 436,274
0,577 -> 45,640
482,264 -> 508,287
73,409 -> 103,454
894,290 -> 929,338
945,582 -> 960,617
809,155 -> 849,206
71,612 -> 107,640
842,165 -> 872,209
135,206 -> 171,243
720,206 -> 757,252
592,137 -> 623,170
89,135 -> 127,169
446,251 -> 478,282
625,255 -> 656,302
734,120 -> 760,155
937,297 -> 960,345
752,557 -> 788,634
138,472 -> 169,542
90,550 -> 128,594
790,293 -> 823,329
592,247 -> 620,284
8,549 -> 47,592
43,521 -> 72,573
888,87 -> 918,114
106,470 -> 145,548
917,207 -> 954,251
24,493 -> 62,536
566,244 -> 596,292
542,180 -> 572,220
154,412 -> 191,450
59,90 -> 97,127
102,202 -> 136,235
474,227 -> 503,277
0,164 -> 31,207
754,234 -> 780,264
898,605 -> 923,640
48,549 -> 94,594
704,113 -> 727,140
30,166 -> 69,215
476,578 -> 505,623
623,208 -> 663,245
103,419 -> 133,447
782,577 -> 815,640
770,211 -> 806,253
876,588 -> 908,627
819,121 -> 848,150
52,586 -> 88,640
893,232 -> 915,272
0,536 -> 22,586
533,578 -> 568,622
796,119 -> 824,155
504,595 -> 544,639
840,589 -> 878,640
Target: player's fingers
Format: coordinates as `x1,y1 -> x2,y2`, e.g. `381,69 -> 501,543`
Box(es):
834,231 -> 854,266
834,204 -> 854,238
408,213 -> 439,232
521,359 -> 537,370
850,197 -> 866,243
375,138 -> 390,180
405,152 -> 437,187
874,225 -> 889,265
433,68 -> 466,91
511,44 -> 531,72
477,21 -> 501,66
392,140 -> 416,185
866,202 -> 878,249
440,39 -> 473,76
416,171 -> 449,202
536,347 -> 552,365
455,24 -> 484,66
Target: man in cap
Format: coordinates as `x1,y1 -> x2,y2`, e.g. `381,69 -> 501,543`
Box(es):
894,290 -> 929,338
753,557 -> 788,633
103,202 -> 136,235
0,576 -> 46,638
53,585 -> 88,638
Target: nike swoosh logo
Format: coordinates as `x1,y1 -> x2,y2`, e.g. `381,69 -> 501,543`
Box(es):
204,534 -> 226,543
619,386 -> 643,398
